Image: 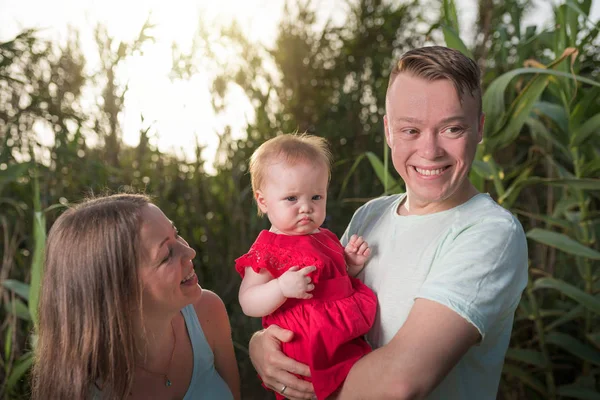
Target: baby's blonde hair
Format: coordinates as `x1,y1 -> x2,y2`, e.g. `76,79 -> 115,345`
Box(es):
249,133 -> 332,215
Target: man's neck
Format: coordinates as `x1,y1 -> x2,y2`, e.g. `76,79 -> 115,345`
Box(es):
398,184 -> 479,216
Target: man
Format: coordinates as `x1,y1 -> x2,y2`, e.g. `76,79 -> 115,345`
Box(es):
249,46 -> 528,399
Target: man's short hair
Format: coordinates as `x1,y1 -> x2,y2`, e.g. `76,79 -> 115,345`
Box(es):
386,46 -> 482,115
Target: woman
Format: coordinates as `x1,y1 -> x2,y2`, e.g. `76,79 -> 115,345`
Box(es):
32,194 -> 241,399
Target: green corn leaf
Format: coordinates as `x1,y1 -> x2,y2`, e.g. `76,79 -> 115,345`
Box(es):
442,0 -> 459,31
534,101 -> 569,134
29,169 -> 46,330
527,229 -> 600,260
4,324 -> 12,362
580,158 -> 600,178
441,25 -> 472,59
556,385 -> 600,400
505,348 -> 548,368
1,280 -> 30,301
565,0 -> 593,25
486,75 -> 550,151
338,154 -> 366,201
570,112 -> 600,147
513,209 -> 572,230
539,178 -> 600,191
4,299 -> 31,321
507,176 -> 600,192
525,117 -> 571,160
502,364 -> 547,395
571,86 -> 600,127
471,159 -> 494,179
5,352 -> 33,391
587,331 -> 600,349
483,67 -> 600,138
364,152 -> 402,194
533,277 -> 600,314
546,332 -> 600,366
545,305 -> 585,332
498,166 -> 534,207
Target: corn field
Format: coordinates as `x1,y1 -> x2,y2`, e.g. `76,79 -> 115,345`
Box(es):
1,0 -> 599,398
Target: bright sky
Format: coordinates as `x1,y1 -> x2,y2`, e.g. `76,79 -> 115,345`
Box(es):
1,0 -> 598,170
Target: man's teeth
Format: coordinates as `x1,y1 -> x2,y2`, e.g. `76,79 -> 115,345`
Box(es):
415,167 -> 445,176
181,270 -> 195,283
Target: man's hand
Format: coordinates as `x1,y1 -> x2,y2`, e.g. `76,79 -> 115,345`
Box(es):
249,325 -> 315,400
277,266 -> 316,299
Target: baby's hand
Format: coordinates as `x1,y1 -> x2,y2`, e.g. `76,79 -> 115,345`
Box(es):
344,235 -> 371,269
277,266 -> 316,299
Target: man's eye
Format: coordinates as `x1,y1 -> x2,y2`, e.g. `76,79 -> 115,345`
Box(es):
403,129 -> 418,135
312,195 -> 322,200
445,126 -> 464,135
285,196 -> 297,201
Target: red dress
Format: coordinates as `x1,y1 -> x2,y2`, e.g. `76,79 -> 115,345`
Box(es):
235,229 -> 377,400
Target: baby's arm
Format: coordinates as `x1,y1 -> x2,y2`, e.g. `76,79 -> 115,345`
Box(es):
344,234 -> 371,277
238,265 -> 316,317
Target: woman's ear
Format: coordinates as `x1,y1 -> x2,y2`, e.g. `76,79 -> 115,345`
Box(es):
255,190 -> 268,214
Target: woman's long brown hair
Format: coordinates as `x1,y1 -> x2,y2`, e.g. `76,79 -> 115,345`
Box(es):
31,194 -> 150,399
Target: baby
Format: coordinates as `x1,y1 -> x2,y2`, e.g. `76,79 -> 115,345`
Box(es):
235,134 -> 377,399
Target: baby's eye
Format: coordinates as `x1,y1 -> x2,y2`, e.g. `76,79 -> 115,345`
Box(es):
312,195 -> 322,200
285,196 -> 297,201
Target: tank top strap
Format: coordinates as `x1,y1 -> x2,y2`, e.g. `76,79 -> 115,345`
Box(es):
181,304 -> 214,374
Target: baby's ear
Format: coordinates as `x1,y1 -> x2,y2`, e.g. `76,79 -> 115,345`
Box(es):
255,190 -> 268,214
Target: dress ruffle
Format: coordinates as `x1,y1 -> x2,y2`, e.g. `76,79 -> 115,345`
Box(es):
235,239 -> 323,283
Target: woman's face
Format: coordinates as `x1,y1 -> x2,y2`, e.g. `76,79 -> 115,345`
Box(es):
138,204 -> 201,316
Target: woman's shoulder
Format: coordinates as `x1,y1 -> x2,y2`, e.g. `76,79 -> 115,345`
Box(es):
193,290 -> 227,323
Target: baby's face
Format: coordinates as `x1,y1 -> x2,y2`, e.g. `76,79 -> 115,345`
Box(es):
255,160 -> 328,235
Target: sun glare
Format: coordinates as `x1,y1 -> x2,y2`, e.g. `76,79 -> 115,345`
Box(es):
103,0 -> 277,170
1,0 -> 280,172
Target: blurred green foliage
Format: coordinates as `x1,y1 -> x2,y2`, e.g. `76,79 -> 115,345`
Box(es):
1,0 -> 599,398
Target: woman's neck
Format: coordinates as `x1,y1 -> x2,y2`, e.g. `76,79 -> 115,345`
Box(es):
134,313 -> 177,369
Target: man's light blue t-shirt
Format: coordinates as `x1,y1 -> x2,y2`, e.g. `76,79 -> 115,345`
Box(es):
341,193 -> 528,399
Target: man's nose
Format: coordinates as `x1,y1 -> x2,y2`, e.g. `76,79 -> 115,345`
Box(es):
418,132 -> 445,159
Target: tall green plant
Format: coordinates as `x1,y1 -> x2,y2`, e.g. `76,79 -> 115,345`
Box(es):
0,166 -> 47,397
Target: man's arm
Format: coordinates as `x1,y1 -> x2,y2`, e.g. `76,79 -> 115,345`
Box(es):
338,298 -> 480,400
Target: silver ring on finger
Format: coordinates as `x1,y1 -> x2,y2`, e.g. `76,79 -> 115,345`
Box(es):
281,384 -> 287,394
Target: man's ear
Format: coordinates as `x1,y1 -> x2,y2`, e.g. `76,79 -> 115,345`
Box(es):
255,190 -> 268,214
478,113 -> 485,144
384,115 -> 391,146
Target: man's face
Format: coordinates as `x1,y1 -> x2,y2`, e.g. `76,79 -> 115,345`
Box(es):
384,73 -> 484,214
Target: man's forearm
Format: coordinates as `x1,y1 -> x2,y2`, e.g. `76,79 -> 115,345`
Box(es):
338,344 -> 422,400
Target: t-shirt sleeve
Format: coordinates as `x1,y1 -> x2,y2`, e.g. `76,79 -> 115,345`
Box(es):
341,203 -> 369,246
416,216 -> 528,342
